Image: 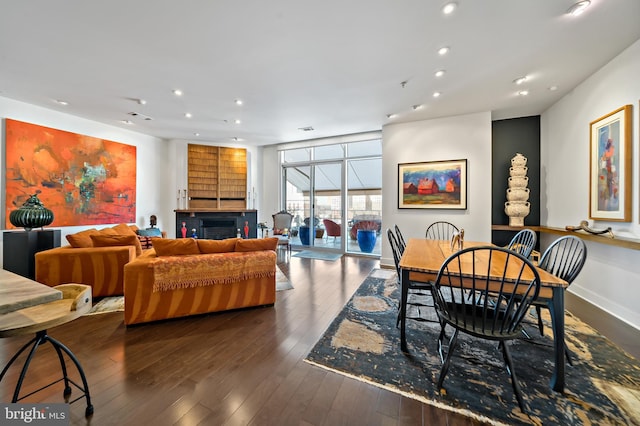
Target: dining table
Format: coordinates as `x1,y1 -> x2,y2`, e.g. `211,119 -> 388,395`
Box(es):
398,238 -> 569,393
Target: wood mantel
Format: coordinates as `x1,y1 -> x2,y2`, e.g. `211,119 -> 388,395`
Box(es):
175,209 -> 257,214
492,225 -> 640,251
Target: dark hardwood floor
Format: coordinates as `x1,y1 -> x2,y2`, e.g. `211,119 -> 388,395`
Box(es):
1,251 -> 637,425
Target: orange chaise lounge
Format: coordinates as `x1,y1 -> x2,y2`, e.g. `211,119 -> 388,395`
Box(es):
35,223 -> 160,297
123,237 -> 278,325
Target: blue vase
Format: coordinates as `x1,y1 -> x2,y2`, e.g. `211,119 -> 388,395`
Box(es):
299,226 -> 312,245
357,229 -> 377,253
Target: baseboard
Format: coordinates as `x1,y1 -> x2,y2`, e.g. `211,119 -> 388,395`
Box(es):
566,292 -> 640,359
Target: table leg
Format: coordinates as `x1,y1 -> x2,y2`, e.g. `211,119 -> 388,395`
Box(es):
400,268 -> 409,352
548,287 -> 565,392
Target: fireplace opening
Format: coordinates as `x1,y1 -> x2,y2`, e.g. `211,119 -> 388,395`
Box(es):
201,218 -> 237,240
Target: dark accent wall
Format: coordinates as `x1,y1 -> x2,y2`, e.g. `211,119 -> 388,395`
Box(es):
491,116 -> 540,246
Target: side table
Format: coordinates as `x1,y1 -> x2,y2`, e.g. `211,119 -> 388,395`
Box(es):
0,272 -> 94,417
3,230 -> 61,279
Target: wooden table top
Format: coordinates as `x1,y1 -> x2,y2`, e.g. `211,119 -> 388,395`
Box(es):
399,239 -> 567,289
0,269 -> 62,315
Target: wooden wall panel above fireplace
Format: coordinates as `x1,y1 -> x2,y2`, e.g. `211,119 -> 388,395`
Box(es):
187,144 -> 247,209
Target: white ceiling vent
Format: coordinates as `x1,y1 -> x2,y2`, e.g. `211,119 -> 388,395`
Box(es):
128,111 -> 153,121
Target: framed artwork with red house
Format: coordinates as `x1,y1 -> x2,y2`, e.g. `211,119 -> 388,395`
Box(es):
398,159 -> 467,209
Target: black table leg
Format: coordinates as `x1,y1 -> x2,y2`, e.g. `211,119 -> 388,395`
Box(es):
548,288 -> 565,392
400,268 -> 409,352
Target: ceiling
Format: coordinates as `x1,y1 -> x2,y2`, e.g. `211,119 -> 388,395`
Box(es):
1,1 -> 639,147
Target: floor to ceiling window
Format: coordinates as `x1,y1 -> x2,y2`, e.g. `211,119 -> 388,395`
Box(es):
280,136 -> 382,256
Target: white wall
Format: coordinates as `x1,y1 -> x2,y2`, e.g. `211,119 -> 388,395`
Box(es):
261,145 -> 280,226
0,96 -> 170,267
541,38 -> 640,329
381,111 -> 493,267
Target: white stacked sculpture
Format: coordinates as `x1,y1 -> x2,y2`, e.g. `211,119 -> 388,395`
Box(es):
504,153 -> 530,227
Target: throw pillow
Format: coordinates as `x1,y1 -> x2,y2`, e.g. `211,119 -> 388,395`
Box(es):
197,238 -> 239,254
137,228 -> 163,237
235,237 -> 279,252
90,234 -> 142,256
66,228 -> 99,248
152,238 -> 200,256
137,235 -> 154,250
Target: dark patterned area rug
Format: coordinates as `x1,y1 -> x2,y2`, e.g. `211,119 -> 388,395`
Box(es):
305,269 -> 640,425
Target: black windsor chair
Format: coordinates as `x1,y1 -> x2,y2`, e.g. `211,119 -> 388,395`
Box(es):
530,235 -> 587,365
387,229 -> 436,327
432,246 -> 541,413
425,221 -> 459,241
506,228 -> 537,259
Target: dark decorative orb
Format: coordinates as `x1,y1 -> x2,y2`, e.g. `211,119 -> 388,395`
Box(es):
9,191 -> 54,231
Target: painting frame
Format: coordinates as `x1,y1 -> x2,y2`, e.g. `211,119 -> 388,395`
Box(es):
589,105 -> 632,222
5,119 -> 137,228
398,159 -> 467,210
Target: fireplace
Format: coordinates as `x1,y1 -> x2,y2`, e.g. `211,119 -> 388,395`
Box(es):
175,210 -> 257,240
202,218 -> 237,239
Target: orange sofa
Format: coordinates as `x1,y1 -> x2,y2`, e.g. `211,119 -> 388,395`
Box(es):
35,223 -> 159,297
123,237 -> 278,325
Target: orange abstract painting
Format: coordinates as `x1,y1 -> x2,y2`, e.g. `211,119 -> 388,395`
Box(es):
5,119 -> 136,228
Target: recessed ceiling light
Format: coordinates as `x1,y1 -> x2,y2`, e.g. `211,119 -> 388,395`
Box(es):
518,90 -> 529,96
433,91 -> 441,98
412,104 -> 424,110
438,46 -> 450,56
234,119 -> 241,124
233,137 -> 244,142
435,70 -> 446,77
386,113 -> 398,119
137,99 -> 147,105
567,0 -> 590,16
548,85 -> 559,91
173,89 -> 183,96
513,76 -> 527,85
121,120 -> 133,125
193,132 -> 200,136
298,126 -> 314,131
442,2 -> 457,15
185,112 -> 192,118
55,100 -> 68,105
235,99 -> 243,105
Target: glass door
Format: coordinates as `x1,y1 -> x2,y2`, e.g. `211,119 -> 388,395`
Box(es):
283,162 -> 344,251
312,162 -> 343,252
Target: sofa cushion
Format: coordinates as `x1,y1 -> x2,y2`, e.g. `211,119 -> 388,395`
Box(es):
99,227 -> 118,236
197,238 -> 239,253
112,223 -> 136,235
91,234 -> 142,256
66,228 -> 99,248
235,237 -> 278,252
152,238 -> 200,256
137,228 -> 163,237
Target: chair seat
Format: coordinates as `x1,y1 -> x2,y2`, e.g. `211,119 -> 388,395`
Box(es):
442,302 -> 523,340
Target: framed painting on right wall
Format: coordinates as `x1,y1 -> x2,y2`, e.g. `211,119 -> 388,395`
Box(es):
589,104 -> 632,222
